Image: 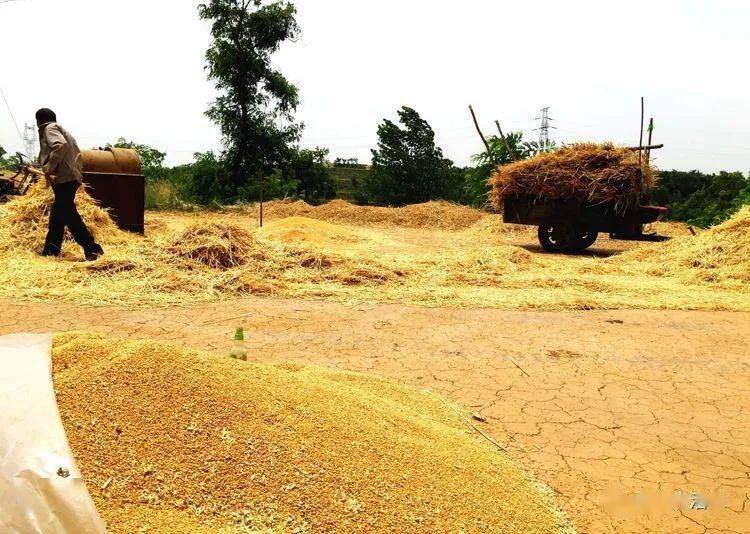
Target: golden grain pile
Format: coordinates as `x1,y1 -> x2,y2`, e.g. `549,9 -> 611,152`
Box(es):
52,332 -> 574,534
489,144 -> 656,213
0,182 -> 748,310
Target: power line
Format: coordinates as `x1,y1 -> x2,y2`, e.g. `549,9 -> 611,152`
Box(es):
0,86 -> 24,145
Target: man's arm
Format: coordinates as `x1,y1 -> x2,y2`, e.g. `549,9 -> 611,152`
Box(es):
42,124 -> 68,176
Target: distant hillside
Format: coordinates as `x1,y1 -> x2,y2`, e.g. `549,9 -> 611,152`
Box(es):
327,167 -> 371,201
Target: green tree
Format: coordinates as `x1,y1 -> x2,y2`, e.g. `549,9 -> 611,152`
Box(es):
198,0 -> 301,201
653,169 -> 750,227
188,151 -> 227,204
0,144 -> 7,169
283,147 -> 336,203
359,106 -> 460,206
109,138 -> 166,179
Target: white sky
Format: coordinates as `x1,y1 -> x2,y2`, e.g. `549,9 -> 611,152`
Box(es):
1,0 -> 749,172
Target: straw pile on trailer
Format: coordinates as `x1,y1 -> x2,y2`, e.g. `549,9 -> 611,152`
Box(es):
52,332 -> 574,534
489,143 -> 657,213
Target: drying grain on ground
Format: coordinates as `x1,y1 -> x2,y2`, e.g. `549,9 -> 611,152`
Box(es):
52,332 -> 574,534
0,181 -> 748,310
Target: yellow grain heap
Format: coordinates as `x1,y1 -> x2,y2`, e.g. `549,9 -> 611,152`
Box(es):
489,143 -> 656,213
52,333 -> 574,534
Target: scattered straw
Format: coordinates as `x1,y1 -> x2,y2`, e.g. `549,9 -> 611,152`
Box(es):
0,182 -> 747,310
0,180 -> 121,251
618,206 -> 750,285
489,143 -> 656,213
52,332 -> 574,533
247,199 -> 485,230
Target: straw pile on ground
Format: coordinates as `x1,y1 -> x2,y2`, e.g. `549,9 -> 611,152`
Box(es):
0,181 -> 748,310
168,223 -> 261,269
489,143 -> 656,213
52,332 -> 574,534
620,206 -> 750,285
256,199 -> 484,230
0,180 -> 121,251
0,182 -> 407,305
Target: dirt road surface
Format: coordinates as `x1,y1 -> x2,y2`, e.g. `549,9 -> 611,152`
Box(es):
2,298 -> 748,533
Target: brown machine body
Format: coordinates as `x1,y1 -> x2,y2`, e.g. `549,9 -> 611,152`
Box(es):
80,148 -> 145,234
81,148 -> 142,175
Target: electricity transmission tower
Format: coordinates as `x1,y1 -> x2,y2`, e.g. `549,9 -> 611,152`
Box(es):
533,107 -> 556,150
23,122 -> 38,160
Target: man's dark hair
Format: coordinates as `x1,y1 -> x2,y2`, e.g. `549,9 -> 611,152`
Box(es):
35,108 -> 57,125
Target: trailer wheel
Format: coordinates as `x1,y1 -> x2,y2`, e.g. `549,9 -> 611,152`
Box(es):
571,230 -> 599,251
538,221 -> 577,252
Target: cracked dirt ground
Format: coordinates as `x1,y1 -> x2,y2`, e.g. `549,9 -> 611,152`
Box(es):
2,298 -> 748,533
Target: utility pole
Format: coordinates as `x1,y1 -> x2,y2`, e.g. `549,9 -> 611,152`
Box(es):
23,122 -> 38,161
533,107 -> 556,150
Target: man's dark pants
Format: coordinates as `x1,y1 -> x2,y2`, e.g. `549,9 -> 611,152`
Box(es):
43,181 -> 97,255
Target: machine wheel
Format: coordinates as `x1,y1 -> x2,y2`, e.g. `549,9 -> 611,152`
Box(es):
538,221 -> 578,252
570,230 -> 599,251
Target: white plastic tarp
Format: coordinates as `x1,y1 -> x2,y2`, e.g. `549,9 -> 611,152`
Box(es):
0,333 -> 105,534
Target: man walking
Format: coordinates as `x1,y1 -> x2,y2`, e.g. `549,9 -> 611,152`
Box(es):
36,108 -> 104,261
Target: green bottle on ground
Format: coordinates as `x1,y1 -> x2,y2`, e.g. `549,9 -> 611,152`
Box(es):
230,326 -> 248,361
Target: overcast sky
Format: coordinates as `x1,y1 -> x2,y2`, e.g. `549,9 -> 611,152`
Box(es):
1,0 -> 748,172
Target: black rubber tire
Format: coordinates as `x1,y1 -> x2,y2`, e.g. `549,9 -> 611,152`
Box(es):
538,221 -> 577,253
570,230 -> 599,251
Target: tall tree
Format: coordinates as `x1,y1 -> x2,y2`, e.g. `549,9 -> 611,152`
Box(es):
361,106 -> 460,206
198,0 -> 301,200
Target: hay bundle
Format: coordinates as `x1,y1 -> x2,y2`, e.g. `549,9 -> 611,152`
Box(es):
489,143 -> 656,212
52,332 -> 574,533
168,222 -> 261,269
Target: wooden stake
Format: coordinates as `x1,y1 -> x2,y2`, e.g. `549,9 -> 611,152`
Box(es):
638,97 -> 645,168
469,105 -> 491,154
495,120 -> 516,161
646,118 -> 655,166
625,144 -> 663,151
259,178 -> 264,228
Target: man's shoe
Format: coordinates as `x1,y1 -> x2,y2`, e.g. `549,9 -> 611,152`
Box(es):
84,244 -> 104,262
39,247 -> 59,257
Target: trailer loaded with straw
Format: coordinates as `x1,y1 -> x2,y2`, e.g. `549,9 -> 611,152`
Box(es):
490,143 -> 669,252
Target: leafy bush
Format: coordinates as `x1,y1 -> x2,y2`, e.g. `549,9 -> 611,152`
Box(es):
358,106 -> 461,206
653,169 -> 750,227
283,147 -> 336,203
